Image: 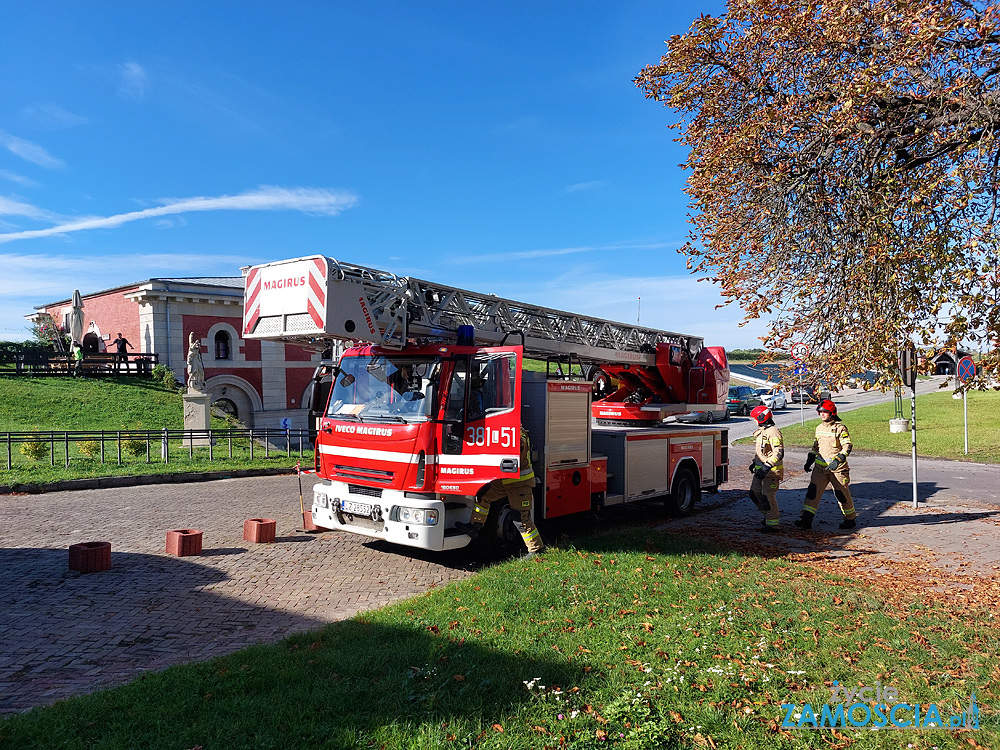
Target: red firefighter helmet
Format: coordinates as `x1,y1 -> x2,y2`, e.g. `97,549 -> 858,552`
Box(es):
817,399 -> 837,415
750,405 -> 773,425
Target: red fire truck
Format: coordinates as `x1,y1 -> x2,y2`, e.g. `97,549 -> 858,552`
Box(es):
243,256 -> 731,555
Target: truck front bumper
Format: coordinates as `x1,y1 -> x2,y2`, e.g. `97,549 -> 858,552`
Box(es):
311,481 -> 472,551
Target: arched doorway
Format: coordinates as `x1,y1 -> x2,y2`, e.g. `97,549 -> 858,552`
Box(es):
212,397 -> 239,421
204,376 -> 261,428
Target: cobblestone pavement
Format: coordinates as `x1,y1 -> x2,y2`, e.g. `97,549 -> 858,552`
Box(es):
1,475 -> 477,714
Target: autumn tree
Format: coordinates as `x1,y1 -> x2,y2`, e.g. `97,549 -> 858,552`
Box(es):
636,0 -> 1000,388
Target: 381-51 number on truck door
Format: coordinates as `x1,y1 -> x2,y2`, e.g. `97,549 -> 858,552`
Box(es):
465,426 -> 517,448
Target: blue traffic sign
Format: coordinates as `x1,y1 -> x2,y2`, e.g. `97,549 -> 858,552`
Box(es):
957,356 -> 976,382
793,360 -> 808,376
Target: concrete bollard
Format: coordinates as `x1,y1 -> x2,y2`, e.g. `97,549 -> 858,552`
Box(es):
68,541 -> 112,573
165,529 -> 203,556
302,510 -> 331,532
243,518 -> 277,544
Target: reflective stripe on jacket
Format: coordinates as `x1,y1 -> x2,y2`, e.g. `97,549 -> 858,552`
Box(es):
503,428 -> 535,485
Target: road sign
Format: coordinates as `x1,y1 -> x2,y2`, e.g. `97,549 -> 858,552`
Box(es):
793,361 -> 808,376
898,344 -> 917,388
790,342 -> 810,360
957,356 -> 976,382
280,418 -> 292,429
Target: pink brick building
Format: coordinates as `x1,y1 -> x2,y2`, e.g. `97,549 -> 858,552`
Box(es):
28,278 -> 321,429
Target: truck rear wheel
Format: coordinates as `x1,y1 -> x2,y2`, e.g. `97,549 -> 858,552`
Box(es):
667,466 -> 700,517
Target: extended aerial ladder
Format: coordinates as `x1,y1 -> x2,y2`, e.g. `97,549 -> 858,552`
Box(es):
243,256 -> 729,422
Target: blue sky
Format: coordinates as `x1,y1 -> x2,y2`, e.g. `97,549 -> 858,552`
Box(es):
1,1 -> 766,349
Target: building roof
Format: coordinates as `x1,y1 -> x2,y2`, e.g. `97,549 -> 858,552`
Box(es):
153,277 -> 244,288
34,277 -> 243,310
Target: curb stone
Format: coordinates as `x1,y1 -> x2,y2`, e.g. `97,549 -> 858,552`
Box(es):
0,467 -> 295,495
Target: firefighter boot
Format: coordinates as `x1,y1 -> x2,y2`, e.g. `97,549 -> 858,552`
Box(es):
839,518 -> 857,530
793,510 -> 815,529
455,521 -> 483,538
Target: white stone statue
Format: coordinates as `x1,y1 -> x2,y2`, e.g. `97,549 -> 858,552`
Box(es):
186,332 -> 205,392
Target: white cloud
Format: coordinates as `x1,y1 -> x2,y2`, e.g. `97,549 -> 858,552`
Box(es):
0,185 -> 360,244
118,61 -> 150,100
0,130 -> 65,169
20,102 -> 89,130
0,250 -> 254,340
473,265 -> 770,352
0,170 -> 40,188
451,240 -> 678,265
0,250 -> 250,298
155,216 -> 188,229
0,196 -> 57,221
561,180 -> 606,195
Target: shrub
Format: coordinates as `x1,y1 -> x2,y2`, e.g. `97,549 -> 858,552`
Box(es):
76,440 -> 101,459
151,364 -> 180,392
20,441 -> 48,461
122,438 -> 147,457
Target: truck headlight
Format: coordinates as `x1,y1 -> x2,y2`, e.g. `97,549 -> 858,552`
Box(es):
315,493 -> 329,508
392,506 -> 438,525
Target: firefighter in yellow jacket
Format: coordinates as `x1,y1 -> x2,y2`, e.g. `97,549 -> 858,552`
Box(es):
459,427 -> 545,556
794,399 -> 858,530
749,405 -> 783,532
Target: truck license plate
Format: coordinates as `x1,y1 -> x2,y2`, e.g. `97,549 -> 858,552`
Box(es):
341,500 -> 372,516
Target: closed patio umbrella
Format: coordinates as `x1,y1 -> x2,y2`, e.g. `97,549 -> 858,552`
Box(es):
68,290 -> 84,346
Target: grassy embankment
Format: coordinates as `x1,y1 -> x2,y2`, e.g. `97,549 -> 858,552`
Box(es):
771,390 -> 1000,464
0,375 -> 306,486
0,528 -> 995,749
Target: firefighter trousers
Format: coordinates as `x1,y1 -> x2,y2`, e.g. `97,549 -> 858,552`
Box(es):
750,473 -> 780,526
803,465 -> 856,520
471,480 -> 544,553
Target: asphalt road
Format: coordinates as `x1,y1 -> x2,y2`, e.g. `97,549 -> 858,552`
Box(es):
723,374 -> 953,442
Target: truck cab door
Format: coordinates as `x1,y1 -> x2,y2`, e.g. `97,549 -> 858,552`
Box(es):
439,347 -> 523,489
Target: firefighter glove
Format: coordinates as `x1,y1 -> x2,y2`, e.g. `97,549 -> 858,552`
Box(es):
804,452 -> 816,472
753,464 -> 771,481
827,454 -> 846,473
749,460 -> 759,473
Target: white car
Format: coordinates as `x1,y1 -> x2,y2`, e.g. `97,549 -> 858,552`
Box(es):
755,387 -> 789,410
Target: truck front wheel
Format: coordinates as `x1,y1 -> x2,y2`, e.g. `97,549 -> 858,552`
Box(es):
667,466 -> 701,517
475,500 -> 524,560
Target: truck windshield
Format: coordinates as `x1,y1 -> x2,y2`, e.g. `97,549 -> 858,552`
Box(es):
326,355 -> 440,423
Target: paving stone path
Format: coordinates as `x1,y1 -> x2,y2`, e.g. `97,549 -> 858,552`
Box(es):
1,475 -> 476,713
663,444 -> 1000,578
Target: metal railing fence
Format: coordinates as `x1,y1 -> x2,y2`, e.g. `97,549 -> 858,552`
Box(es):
0,351 -> 160,376
3,428 -> 311,470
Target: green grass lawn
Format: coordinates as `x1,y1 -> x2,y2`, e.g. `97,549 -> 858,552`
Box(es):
0,375 -> 308,486
774,390 -> 1000,463
0,528 -> 995,749
0,374 -> 184,431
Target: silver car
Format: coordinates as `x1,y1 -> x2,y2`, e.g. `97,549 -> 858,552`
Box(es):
673,406 -> 730,424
